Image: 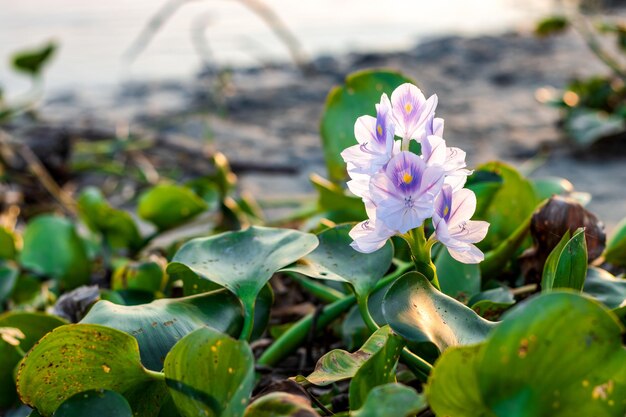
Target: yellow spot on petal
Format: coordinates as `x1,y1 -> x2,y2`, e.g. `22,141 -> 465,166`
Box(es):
377,124 -> 383,136
443,205 -> 450,217
402,173 -> 413,184
404,103 -> 413,113
102,365 -> 111,373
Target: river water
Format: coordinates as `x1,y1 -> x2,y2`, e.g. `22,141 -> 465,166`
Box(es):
0,0 -> 553,95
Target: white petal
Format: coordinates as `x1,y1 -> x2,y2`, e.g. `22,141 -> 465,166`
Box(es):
448,244 -> 485,264
422,135 -> 447,166
354,115 -> 377,145
448,188 -> 477,225
449,220 -> 490,244
349,220 -> 394,253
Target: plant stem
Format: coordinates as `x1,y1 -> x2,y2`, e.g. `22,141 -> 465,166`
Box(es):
287,272 -> 344,303
257,262 -> 413,367
239,298 -> 257,341
402,226 -> 440,290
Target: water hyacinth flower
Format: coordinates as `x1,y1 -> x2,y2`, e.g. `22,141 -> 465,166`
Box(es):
369,151 -> 444,235
391,83 -> 438,146
341,93 -> 396,176
345,81 -> 489,267
432,185 -> 490,263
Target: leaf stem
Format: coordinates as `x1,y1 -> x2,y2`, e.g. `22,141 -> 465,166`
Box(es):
239,298 -> 257,341
287,272 -> 345,303
402,226 -> 440,290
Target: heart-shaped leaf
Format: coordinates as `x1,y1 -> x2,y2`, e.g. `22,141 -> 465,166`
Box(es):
471,162 -> 538,251
435,248 -> 481,303
299,325 -> 403,387
243,393 -> 319,417
382,272 -> 496,354
81,287 -> 272,371
0,312 -> 66,409
320,69 -> 414,182
17,324 -> 164,416
19,215 -> 91,290
164,327 -> 254,417
138,184 -> 208,231
78,187 -> 142,252
170,226 -> 317,339
352,383 -> 426,417
426,292 -> 626,417
282,224 -> 393,299
542,227 -> 588,291
584,266 -> 626,308
53,390 -> 133,417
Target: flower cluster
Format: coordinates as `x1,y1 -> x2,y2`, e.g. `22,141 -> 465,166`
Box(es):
342,83 -> 489,263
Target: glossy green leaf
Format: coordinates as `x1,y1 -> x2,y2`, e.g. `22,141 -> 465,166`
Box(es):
54,390 -> 133,417
243,393 -> 319,417
542,228 -> 588,291
282,224 -> 393,299
584,266 -> 626,309
0,312 -> 66,409
78,187 -> 142,251
0,263 -> 19,306
472,162 -> 538,251
351,383 -> 426,417
111,260 -> 167,294
426,292 -> 626,417
310,174 -> 366,222
382,272 -> 496,354
19,215 -> 91,290
300,326 -> 403,387
604,216 -> 626,266
11,41 -> 56,76
320,69 -> 413,182
531,177 -> 573,201
469,288 -> 515,320
81,287 -> 272,371
164,327 -> 254,417
138,184 -> 208,231
0,227 -> 17,260
435,248 -> 481,303
16,324 -> 163,416
171,226 -> 316,339
349,327 -> 405,409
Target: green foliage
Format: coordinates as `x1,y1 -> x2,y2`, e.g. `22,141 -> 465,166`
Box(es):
320,70 -> 413,182
426,292 -> 626,417
535,16 -> 569,37
53,390 -> 133,417
19,215 -> 91,291
541,228 -> 588,292
138,184 -> 208,230
435,248 -> 481,302
164,327 -> 254,417
604,216 -> 626,266
0,228 -> 17,260
352,384 -> 426,417
11,41 -> 57,77
243,392 -> 318,417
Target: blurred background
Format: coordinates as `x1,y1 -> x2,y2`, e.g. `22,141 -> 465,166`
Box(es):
1,0 -> 626,231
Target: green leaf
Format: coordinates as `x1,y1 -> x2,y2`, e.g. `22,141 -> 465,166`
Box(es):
11,41 -> 57,77
19,215 -> 91,290
535,16 -> 569,36
0,263 -> 19,306
351,383 -> 426,417
138,184 -> 208,231
16,324 -> 164,416
348,327 -> 405,409
243,392 -> 319,417
282,224 -> 393,299
111,260 -> 167,294
604,216 -> 626,266
53,390 -> 133,417
320,69 -> 413,182
299,326 -> 403,387
382,272 -> 496,354
426,292 -> 626,417
0,227 -> 17,260
471,162 -> 538,251
583,266 -> 626,309
564,108 -> 626,148
81,287 -> 272,371
0,312 -> 66,409
171,226 -> 317,339
78,187 -> 142,251
531,177 -> 574,201
163,327 -> 254,417
541,228 -> 588,291
310,174 -> 366,222
435,248 -> 481,303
